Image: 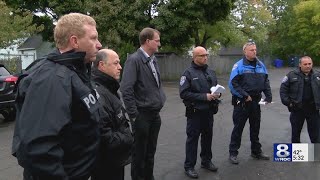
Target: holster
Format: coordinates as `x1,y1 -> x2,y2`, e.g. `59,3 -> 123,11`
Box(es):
232,96 -> 244,106
210,99 -> 220,114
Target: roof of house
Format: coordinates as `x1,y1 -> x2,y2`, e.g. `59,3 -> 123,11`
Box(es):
17,35 -> 43,50
217,47 -> 243,56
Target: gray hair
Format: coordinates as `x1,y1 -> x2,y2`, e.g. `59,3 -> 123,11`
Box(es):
93,50 -> 108,69
299,56 -> 312,63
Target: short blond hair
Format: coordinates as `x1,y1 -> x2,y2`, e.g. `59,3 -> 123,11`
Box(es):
54,13 -> 96,49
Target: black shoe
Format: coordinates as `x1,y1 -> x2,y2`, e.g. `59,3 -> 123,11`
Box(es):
251,152 -> 270,160
229,155 -> 239,164
201,162 -> 218,172
185,168 -> 198,179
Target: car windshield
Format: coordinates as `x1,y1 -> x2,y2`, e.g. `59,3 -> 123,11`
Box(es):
0,67 -> 11,76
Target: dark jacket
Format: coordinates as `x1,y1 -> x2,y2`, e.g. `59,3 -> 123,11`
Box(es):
92,69 -> 133,167
120,48 -> 166,118
229,57 -> 272,102
12,49 -> 100,180
179,61 -> 219,111
280,68 -> 320,111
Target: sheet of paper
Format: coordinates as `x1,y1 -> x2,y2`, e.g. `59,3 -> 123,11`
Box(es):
259,98 -> 274,105
210,84 -> 225,94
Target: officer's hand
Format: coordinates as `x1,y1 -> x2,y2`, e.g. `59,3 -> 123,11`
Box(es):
206,93 -> 215,101
212,93 -> 221,99
245,96 -> 252,102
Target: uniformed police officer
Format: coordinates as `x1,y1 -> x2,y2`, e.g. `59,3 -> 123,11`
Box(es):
180,46 -> 220,179
280,56 -> 320,143
12,13 -> 102,180
228,42 -> 272,164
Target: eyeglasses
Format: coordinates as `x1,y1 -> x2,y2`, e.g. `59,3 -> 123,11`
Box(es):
197,54 -> 209,57
149,39 -> 160,43
243,41 -> 255,50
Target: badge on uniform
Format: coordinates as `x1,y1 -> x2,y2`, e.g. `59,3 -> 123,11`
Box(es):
281,76 -> 288,83
232,64 -> 238,71
180,76 -> 186,86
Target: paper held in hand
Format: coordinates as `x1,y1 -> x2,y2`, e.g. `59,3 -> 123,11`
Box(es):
210,84 -> 225,94
258,98 -> 274,105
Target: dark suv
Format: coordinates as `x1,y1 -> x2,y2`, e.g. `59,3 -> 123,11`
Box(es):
0,64 -> 17,122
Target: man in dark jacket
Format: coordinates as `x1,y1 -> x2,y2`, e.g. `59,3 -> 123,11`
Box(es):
91,49 -> 134,180
228,42 -> 272,164
179,46 -> 220,179
280,56 -> 320,143
12,13 -> 102,180
120,27 -> 166,180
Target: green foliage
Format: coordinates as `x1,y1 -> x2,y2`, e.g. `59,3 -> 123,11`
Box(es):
269,0 -> 320,62
154,0 -> 236,51
4,0 -> 89,42
232,0 -> 276,45
0,0 -> 40,48
0,57 -> 22,74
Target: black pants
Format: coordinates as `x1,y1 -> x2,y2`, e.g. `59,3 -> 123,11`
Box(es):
184,110 -> 214,170
23,169 -> 89,180
91,165 -> 124,180
131,110 -> 161,180
229,101 -> 262,156
290,109 -> 320,143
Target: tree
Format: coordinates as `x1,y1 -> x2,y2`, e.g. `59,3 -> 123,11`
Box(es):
288,0 -> 320,56
153,0 -> 236,52
267,0 -> 320,64
0,0 -> 40,48
4,0 -> 90,42
231,0 -> 275,44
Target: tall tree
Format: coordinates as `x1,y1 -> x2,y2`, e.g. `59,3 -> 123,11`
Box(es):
4,0 -> 90,41
288,0 -> 320,56
0,0 -> 40,48
153,0 -> 236,52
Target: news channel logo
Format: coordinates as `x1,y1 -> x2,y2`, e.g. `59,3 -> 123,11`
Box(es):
273,143 -> 292,162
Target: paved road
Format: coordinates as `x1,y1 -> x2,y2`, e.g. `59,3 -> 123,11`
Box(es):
0,67 -> 319,180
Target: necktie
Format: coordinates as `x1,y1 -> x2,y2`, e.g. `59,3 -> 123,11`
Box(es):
149,57 -> 159,87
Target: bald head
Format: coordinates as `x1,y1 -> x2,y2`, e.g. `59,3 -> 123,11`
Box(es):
192,46 -> 209,66
95,49 -> 122,80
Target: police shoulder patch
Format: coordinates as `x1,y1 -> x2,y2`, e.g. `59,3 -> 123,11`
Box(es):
180,76 -> 186,86
232,64 -> 238,71
281,76 -> 288,83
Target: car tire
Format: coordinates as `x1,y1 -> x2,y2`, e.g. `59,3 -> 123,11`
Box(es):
1,108 -> 16,122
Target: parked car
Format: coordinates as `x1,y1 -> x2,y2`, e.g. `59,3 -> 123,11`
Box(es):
0,64 -> 18,122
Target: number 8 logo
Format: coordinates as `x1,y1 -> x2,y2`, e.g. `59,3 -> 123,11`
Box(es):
276,144 -> 290,158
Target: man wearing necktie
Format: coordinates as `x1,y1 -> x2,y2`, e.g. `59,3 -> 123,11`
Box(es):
120,27 -> 166,180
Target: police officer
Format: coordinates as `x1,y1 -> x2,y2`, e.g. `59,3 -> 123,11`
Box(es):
228,42 -> 272,164
12,13 -> 102,180
280,56 -> 320,143
91,49 -> 134,180
180,46 -> 220,179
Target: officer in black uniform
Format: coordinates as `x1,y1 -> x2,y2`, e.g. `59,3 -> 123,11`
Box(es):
91,49 -> 133,180
280,56 -> 320,143
180,46 -> 220,179
12,13 -> 102,180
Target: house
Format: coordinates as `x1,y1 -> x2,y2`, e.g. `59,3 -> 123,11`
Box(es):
17,35 -> 54,69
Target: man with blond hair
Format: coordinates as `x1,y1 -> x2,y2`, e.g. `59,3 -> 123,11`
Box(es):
12,13 -> 102,180
228,41 -> 272,164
